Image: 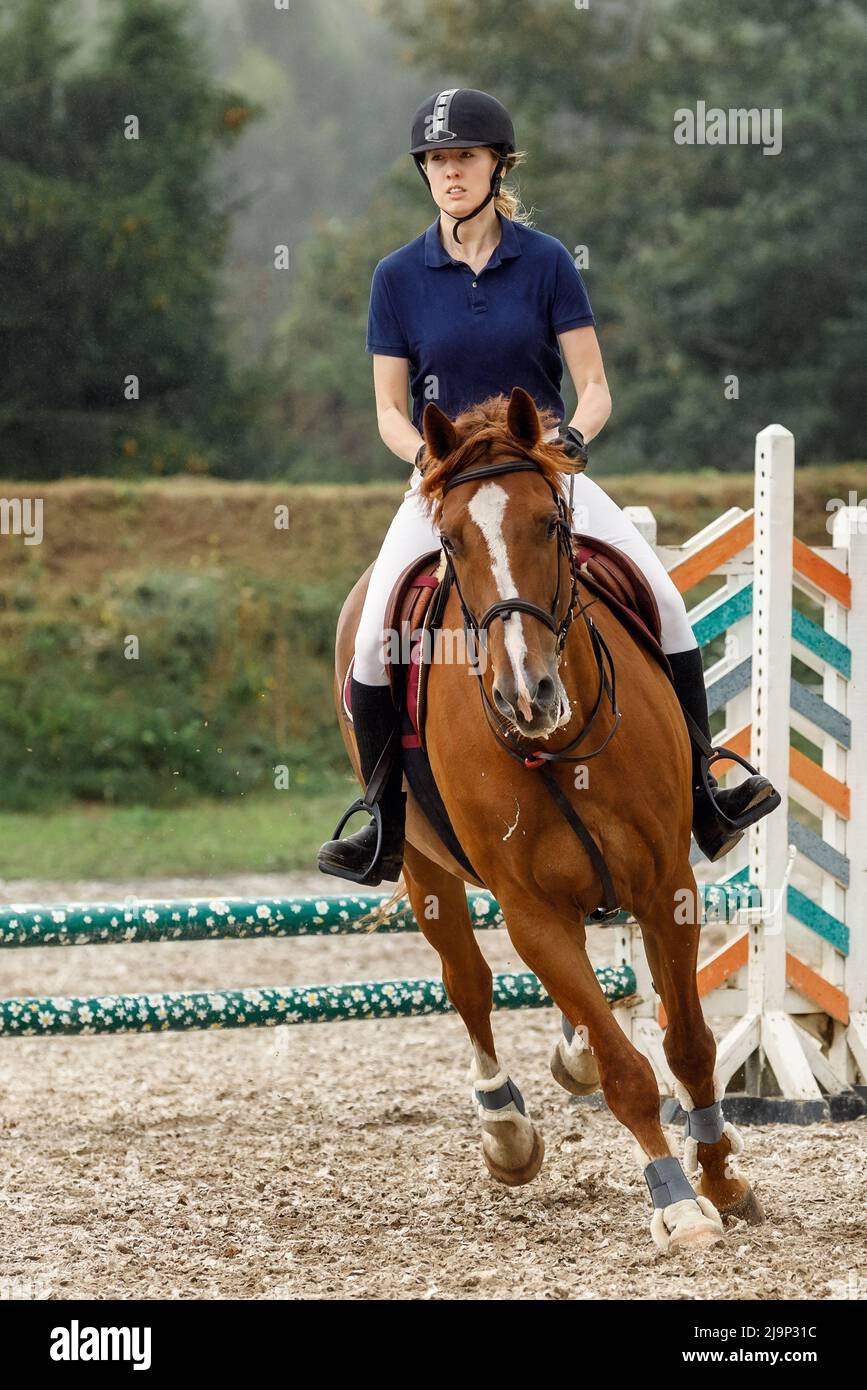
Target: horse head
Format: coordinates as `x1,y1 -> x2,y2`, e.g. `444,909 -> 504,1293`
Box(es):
418,387 -> 587,739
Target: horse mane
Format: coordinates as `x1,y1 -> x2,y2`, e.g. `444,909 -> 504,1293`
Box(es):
417,395 -> 585,528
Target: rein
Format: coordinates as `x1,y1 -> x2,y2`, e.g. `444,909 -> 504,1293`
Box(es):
437,456 -> 623,919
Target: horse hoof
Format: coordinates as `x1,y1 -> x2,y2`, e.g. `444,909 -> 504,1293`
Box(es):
550,1039 -> 601,1096
651,1196 -> 725,1254
482,1127 -> 545,1187
718,1183 -> 766,1226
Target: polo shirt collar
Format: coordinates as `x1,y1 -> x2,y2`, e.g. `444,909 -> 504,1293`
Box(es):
424,211 -> 522,269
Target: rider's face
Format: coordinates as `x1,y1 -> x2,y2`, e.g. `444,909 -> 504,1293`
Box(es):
424,146 -> 500,217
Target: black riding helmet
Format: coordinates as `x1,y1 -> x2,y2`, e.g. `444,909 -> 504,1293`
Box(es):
409,88 -> 516,244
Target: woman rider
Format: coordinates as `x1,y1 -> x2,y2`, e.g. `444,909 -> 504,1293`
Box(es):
318,88 -> 778,886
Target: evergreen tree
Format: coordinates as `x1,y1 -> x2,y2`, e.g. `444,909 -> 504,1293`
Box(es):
279,0 -> 866,475
0,0 -> 266,479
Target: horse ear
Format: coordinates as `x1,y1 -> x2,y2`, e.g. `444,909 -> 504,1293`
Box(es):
422,402 -> 458,459
506,386 -> 543,448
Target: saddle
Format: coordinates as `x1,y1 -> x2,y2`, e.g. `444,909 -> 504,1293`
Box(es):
342,536 -> 673,877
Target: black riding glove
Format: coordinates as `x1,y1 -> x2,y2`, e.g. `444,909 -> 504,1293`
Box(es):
414,443 -> 427,473
556,424 -> 588,466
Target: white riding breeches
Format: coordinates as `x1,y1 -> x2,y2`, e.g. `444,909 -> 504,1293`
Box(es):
353,463 -> 697,686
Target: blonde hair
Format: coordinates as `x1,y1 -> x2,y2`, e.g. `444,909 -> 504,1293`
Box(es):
492,149 -> 534,225
423,147 -> 535,226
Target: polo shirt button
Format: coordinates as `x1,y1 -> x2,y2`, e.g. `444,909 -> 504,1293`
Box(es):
472,280 -> 478,287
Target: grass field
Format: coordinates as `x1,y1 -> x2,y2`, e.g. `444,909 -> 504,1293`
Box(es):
0,778 -> 354,881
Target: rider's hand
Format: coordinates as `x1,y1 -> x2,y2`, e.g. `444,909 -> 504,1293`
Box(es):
414,443 -> 427,473
556,424 -> 588,466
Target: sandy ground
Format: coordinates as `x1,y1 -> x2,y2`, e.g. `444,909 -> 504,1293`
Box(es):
0,873 -> 865,1301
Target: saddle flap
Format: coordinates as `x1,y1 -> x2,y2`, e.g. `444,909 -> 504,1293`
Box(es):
572,533 -> 662,644
571,534 -> 672,681
382,548 -> 445,706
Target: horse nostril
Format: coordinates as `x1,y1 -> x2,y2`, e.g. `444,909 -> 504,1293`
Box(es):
534,675 -> 556,709
492,684 -> 514,717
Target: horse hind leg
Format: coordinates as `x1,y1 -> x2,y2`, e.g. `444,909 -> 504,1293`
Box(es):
400,843 -> 545,1186
550,1012 -> 601,1095
636,873 -> 766,1227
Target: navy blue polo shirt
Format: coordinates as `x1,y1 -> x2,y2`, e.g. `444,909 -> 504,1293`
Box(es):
366,212 -> 595,430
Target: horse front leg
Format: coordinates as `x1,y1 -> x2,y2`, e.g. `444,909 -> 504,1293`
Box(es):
496,883 -> 726,1253
637,871 -> 766,1226
401,843 -> 545,1186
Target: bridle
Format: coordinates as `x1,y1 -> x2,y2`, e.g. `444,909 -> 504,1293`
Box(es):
443,459 -> 578,657
438,456 -> 622,772
434,453 -> 624,920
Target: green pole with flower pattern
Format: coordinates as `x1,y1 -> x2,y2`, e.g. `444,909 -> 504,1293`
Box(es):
0,965 -> 635,1037
0,891 -> 507,947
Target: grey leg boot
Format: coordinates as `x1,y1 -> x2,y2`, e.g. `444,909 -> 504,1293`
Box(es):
317,676 -> 407,885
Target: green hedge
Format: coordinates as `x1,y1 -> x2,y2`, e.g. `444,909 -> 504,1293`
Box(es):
0,567 -> 347,811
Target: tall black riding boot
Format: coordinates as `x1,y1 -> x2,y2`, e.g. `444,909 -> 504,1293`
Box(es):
317,675 -> 406,885
667,646 -> 779,862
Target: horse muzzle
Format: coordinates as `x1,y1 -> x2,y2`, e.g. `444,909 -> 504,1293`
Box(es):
491,671 -> 563,737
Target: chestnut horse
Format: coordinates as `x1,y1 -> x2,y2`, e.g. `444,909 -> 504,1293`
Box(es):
331,387 -> 763,1253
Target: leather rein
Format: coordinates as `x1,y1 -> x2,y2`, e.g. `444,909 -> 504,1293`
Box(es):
437,455 -> 623,919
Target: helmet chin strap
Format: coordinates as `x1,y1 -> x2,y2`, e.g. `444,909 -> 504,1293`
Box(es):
449,160 -> 504,244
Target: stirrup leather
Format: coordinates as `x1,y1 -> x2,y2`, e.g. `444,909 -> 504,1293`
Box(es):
320,728 -> 401,884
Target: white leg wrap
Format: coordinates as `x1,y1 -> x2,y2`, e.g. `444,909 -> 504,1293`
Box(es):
674,1073 -> 745,1178
650,1196 -> 724,1254
467,1064 -> 526,1122
467,1060 -> 538,1171
561,1026 -> 589,1058
556,1028 -> 591,1070
552,1024 -> 600,1091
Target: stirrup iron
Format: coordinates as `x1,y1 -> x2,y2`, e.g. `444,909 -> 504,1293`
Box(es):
682,710 -> 781,832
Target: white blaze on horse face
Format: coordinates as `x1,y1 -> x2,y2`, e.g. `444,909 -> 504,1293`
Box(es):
467,483 -> 534,721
